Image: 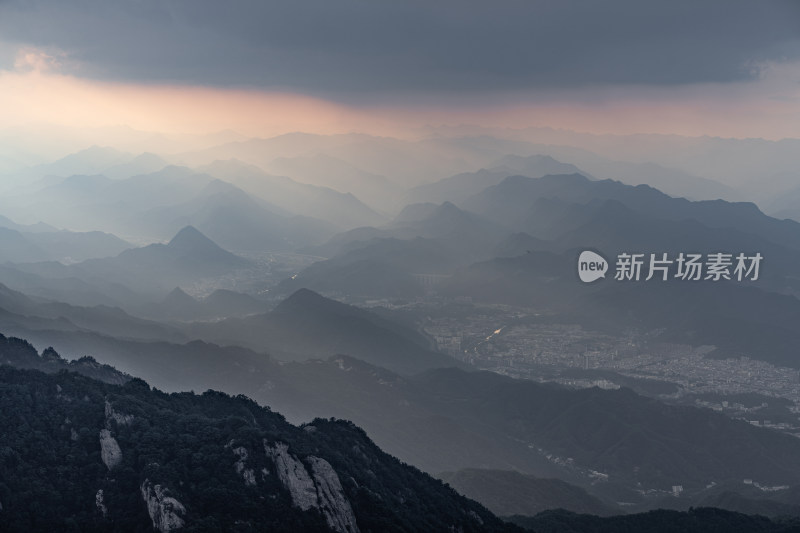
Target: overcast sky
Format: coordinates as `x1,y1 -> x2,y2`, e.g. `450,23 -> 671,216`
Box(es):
1,0 -> 799,97
1,0 -> 799,139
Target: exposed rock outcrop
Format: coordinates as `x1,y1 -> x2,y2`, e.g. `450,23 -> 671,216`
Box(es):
265,440 -> 360,533
95,489 -> 107,517
308,456 -> 360,533
231,446 -> 257,487
140,479 -> 186,533
105,400 -> 134,427
99,429 -> 122,470
265,441 -> 318,510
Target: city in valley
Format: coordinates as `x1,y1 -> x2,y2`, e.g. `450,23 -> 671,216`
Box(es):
409,299 -> 800,438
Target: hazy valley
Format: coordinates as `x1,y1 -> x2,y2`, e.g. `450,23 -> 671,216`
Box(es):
2,123 -> 800,532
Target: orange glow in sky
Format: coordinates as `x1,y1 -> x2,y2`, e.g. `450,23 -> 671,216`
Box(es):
3,47 -> 800,142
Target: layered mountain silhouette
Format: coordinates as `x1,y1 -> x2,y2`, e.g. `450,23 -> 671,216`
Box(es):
0,361 -> 515,532
0,227 -> 250,304
493,148 -> 738,201
4,328 -> 800,515
462,174 -> 800,250
0,282 -> 185,343
6,133 -> 800,531
264,153 -> 405,212
0,215 -> 131,264
141,286 -> 266,321
439,469 -> 614,517
201,158 -> 387,229
407,154 -> 590,205
0,333 -> 128,384
113,225 -> 249,274
288,173 -> 800,368
0,164 -> 344,248
137,178 -> 333,250
194,289 -> 462,375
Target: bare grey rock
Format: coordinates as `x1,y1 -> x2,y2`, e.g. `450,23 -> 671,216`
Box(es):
95,489 -> 107,517
140,479 -> 186,533
264,440 -> 359,533
232,446 -> 257,487
242,468 -> 257,486
265,441 -> 318,511
308,456 -> 360,533
105,400 -> 134,427
99,429 -> 122,470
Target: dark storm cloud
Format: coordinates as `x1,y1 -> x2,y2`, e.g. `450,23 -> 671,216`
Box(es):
1,0 -> 799,99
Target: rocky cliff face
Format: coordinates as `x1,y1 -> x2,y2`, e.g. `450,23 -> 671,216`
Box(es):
105,399 -> 134,427
230,444 -> 257,487
0,365 -> 514,532
141,479 -> 186,533
307,456 -> 360,533
266,441 -> 320,511
265,440 -> 360,533
99,429 -> 122,470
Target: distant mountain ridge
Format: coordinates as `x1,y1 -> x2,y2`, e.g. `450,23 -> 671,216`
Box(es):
0,226 -> 252,304
462,173 -> 800,250
201,158 -> 387,229
140,286 -> 266,321
195,288 -> 462,375
407,154 -> 592,205
0,222 -> 132,264
439,468 -> 615,517
0,333 -> 128,384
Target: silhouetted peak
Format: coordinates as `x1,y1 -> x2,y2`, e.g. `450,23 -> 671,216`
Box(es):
41,346 -> 63,362
167,226 -> 222,253
278,288 -> 326,306
434,201 -> 466,217
394,202 -> 439,223
163,286 -> 197,305
274,288 -> 345,316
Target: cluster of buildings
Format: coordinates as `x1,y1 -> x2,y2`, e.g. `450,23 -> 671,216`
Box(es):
423,305 -> 800,438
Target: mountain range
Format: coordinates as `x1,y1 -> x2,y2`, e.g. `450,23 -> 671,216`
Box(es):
5,131 -> 800,531
4,325 -> 800,524
0,362 -> 515,532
